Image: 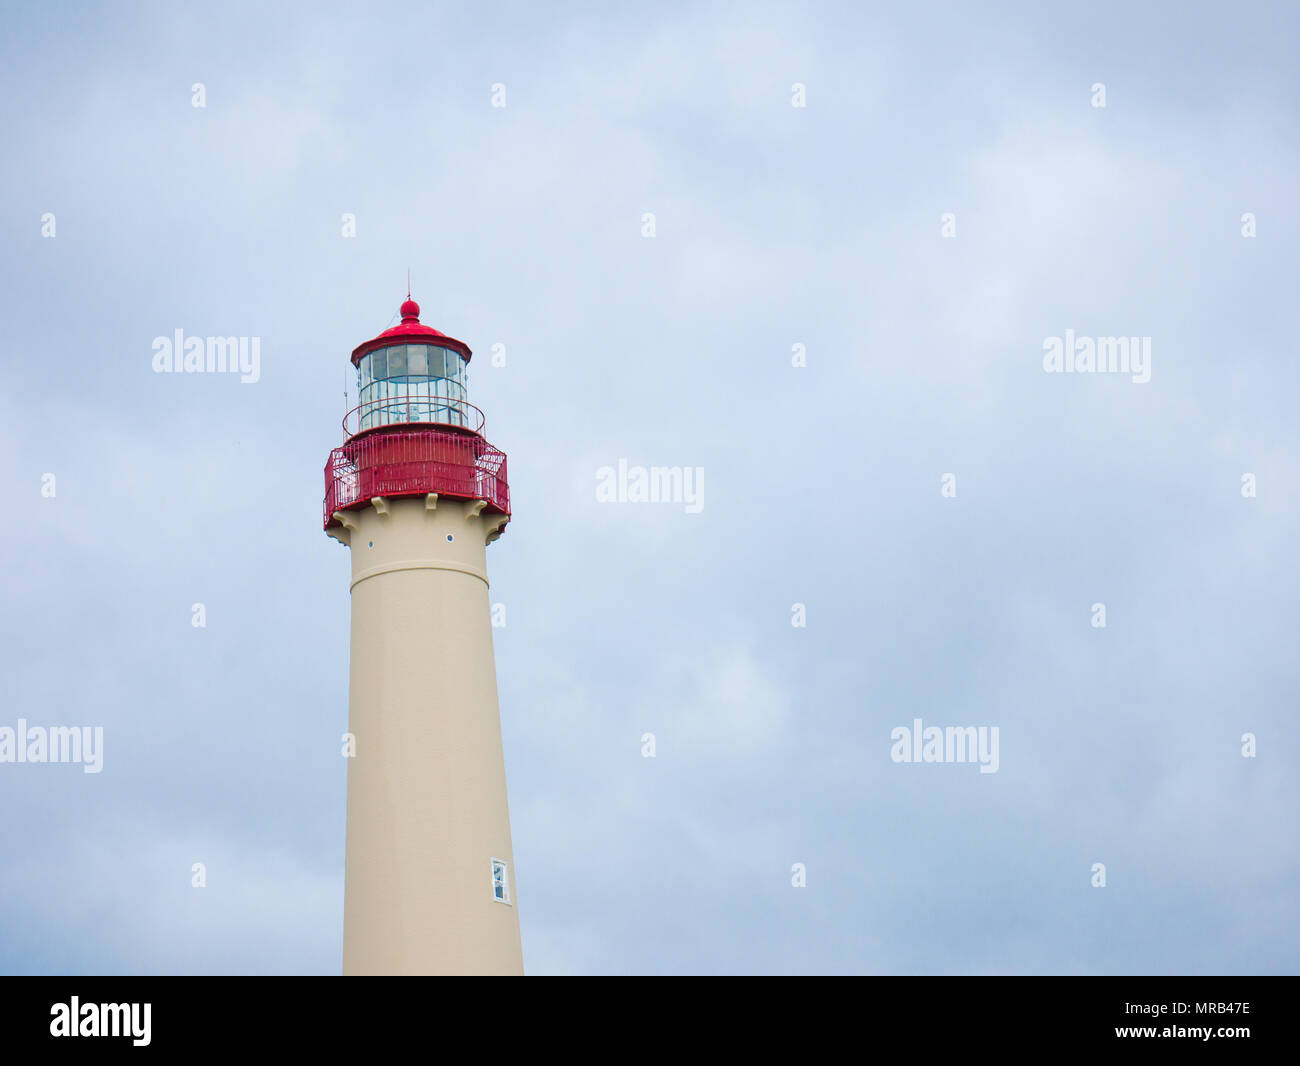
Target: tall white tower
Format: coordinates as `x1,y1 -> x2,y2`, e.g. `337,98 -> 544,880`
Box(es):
323,297 -> 522,975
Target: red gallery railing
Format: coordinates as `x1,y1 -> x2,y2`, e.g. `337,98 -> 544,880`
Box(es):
323,420 -> 510,531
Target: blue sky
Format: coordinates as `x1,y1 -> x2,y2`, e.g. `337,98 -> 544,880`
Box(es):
1,0 -> 1297,974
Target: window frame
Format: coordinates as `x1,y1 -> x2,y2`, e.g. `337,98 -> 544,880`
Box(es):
490,857 -> 511,905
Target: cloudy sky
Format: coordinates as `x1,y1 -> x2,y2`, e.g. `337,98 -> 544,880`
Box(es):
1,1 -> 1297,975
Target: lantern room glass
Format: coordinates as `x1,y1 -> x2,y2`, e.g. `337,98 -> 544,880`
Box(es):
356,344 -> 468,432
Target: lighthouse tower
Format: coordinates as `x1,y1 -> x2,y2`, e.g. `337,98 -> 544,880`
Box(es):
323,297 -> 522,976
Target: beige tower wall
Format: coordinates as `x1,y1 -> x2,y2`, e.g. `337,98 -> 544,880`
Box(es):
333,494 -> 522,976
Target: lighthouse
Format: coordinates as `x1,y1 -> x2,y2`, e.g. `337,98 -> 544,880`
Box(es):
323,297 -> 522,976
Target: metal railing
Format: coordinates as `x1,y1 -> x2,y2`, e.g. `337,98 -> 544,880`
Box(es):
343,393 -> 486,438
323,426 -> 510,529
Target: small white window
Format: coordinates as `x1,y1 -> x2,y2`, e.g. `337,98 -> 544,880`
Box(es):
490,858 -> 511,905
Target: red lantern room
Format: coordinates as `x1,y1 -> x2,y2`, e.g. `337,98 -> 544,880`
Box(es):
323,297 -> 510,534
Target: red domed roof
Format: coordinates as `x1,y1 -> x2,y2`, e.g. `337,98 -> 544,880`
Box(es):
350,297 -> 473,365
